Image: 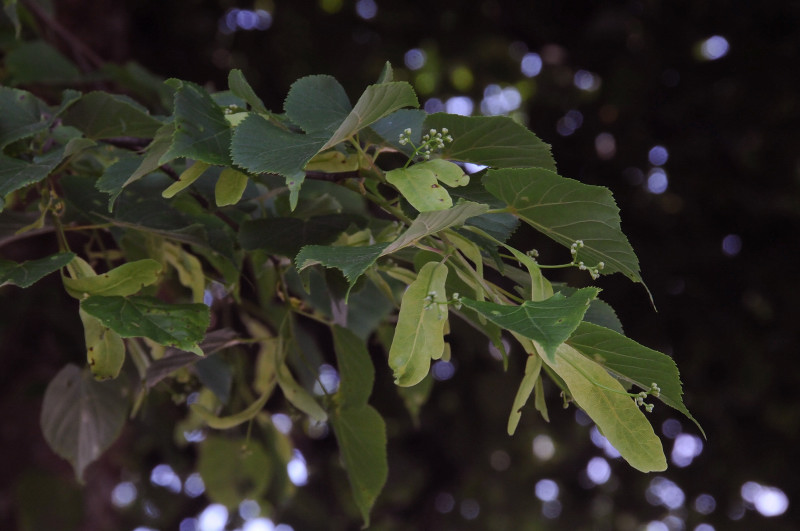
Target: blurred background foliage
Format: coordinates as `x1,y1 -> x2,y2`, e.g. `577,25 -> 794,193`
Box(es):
1,0 -> 798,530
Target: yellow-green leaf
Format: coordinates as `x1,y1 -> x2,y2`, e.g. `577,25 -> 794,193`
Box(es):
162,160 -> 209,198
192,388 -> 272,430
544,343 -> 667,472
63,259 -> 162,299
215,168 -> 249,206
507,353 -> 542,435
277,363 -> 328,422
386,165 -> 452,212
304,150 -> 359,173
388,261 -> 448,386
80,308 -> 125,381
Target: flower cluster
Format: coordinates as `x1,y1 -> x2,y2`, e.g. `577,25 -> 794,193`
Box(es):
398,128 -> 454,160
634,382 -> 661,413
570,240 -> 605,279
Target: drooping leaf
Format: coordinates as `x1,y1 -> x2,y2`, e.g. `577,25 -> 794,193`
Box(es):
484,168 -> 643,284
198,436 -> 271,508
424,113 -> 556,170
40,364 -> 128,481
508,353 -> 543,435
295,242 -> 390,298
214,168 -> 249,206
388,261 -> 448,386
3,0 -> 21,38
123,123 -> 176,188
544,343 -> 667,472
381,201 -> 489,255
60,92 -> 163,139
230,113 -> 328,176
79,308 -> 125,380
0,87 -> 51,148
163,241 -> 206,303
162,161 -> 210,198
240,215 -> 362,258
460,287 -> 598,362
277,363 -> 328,422
227,69 -> 268,114
330,405 -> 387,528
80,295 -> 209,355
0,252 -> 74,288
568,322 -> 703,435
284,74 -> 352,134
63,259 -> 162,298
144,329 -> 240,387
160,80 -> 232,166
321,82 -> 419,150
332,325 -> 375,408
192,388 -> 272,430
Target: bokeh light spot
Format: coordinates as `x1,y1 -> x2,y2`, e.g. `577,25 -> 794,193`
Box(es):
586,457 -> 611,485
722,234 -> 742,256
521,53 -> 543,77
647,168 -> 669,194
648,145 -> 669,166
532,434 -> 556,460
404,48 -> 426,70
535,479 -> 559,502
700,36 -> 729,60
111,481 -> 137,508
355,0 -> 378,20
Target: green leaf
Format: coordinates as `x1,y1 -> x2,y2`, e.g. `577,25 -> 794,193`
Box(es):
0,87 -> 51,148
544,343 -> 667,472
460,287 -> 598,362
332,325 -> 375,407
228,69 -> 268,114
60,92 -> 163,139
277,363 -> 328,422
568,322 -> 703,435
376,61 -> 394,83
239,214 -> 362,258
321,81 -> 419,150
367,108 -> 426,153
304,150 -> 360,173
424,113 -> 556,170
231,113 -> 328,176
386,165 -> 452,212
124,123 -> 176,187
198,436 -> 271,508
330,405 -> 387,528
0,252 -> 74,288
4,40 -> 81,86
79,308 -> 125,381
388,261 -> 448,386
382,201 -> 489,255
162,160 -> 210,198
284,74 -> 352,133
484,168 -> 643,284
3,0 -> 21,38
160,80 -> 232,166
508,354 -> 543,435
39,364 -> 128,481
80,295 -> 210,355
0,148 -> 66,205
63,259 -> 162,298
214,168 -> 249,206
295,242 -> 390,298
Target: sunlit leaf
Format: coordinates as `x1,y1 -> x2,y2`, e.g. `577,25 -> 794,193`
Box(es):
568,322 -> 703,435
198,436 -> 271,508
40,364 -> 128,481
484,168 -> 643,284
162,161 -> 209,198
80,308 -> 125,381
80,295 -> 209,355
388,261 -> 448,386
321,81 -> 419,150
330,405 -> 387,528
544,343 -> 667,472
381,201 -> 489,255
214,168 -> 249,206
63,259 -> 162,298
0,252 -> 74,288
424,113 -> 556,170
460,287 -> 598,362
385,165 -> 453,212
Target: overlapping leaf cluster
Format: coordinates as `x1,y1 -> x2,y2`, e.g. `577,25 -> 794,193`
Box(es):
0,61 -> 699,525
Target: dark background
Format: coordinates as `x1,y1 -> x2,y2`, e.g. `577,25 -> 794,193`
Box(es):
2,0 -> 798,529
